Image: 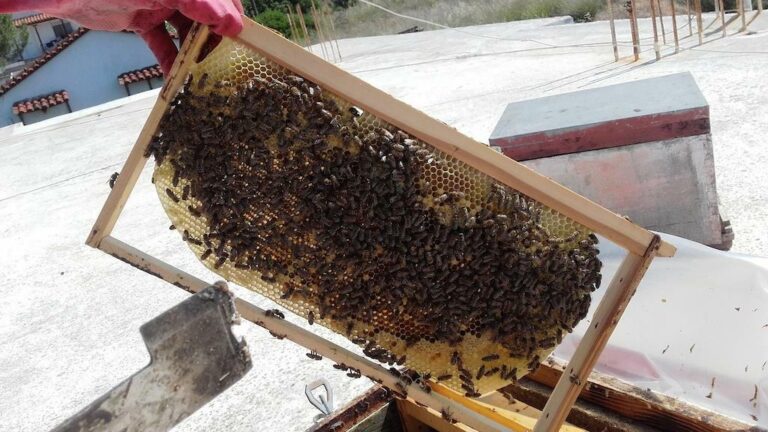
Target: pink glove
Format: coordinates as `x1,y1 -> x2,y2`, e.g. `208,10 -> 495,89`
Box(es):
1,1 -> 244,74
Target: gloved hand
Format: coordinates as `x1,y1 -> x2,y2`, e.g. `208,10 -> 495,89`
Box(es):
1,0 -> 244,74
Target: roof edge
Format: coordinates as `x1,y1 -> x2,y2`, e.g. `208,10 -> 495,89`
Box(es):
0,27 -> 89,97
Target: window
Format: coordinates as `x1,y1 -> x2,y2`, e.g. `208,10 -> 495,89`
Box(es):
52,21 -> 73,39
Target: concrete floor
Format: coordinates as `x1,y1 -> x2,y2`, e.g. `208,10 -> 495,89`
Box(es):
1,11 -> 767,431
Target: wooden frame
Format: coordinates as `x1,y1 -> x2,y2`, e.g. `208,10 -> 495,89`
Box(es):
86,18 -> 675,432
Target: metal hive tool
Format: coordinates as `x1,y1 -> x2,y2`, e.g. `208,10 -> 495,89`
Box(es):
147,37 -> 602,396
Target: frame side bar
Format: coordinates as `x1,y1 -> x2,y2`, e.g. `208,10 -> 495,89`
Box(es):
533,235 -> 661,431
234,20 -> 675,258
99,236 -> 515,432
85,25 -> 211,248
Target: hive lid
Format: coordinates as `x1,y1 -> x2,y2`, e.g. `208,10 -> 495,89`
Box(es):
489,72 -> 710,161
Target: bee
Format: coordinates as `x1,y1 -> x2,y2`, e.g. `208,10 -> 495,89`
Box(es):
307,311 -> 315,325
214,255 -> 226,269
306,350 -> 322,360
348,106 -> 362,117
172,169 -> 180,187
108,172 -> 119,189
388,367 -> 401,377
266,309 -> 285,320
269,331 -> 286,340
169,224 -> 176,230
395,381 -> 408,397
482,353 -> 500,362
441,408 -> 457,424
280,286 -> 294,299
501,391 -> 516,404
436,374 -> 452,381
332,363 -> 349,371
476,365 -> 485,380
484,367 -> 500,377
197,73 -> 209,89
451,351 -> 461,366
346,368 -> 362,379
182,185 -> 190,201
165,188 -> 180,203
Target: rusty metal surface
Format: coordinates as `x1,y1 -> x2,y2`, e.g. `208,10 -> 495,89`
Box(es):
310,386 -> 394,432
51,285 -> 251,432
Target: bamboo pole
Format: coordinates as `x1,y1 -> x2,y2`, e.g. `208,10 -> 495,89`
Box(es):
296,4 -> 314,54
720,0 -> 727,36
324,0 -> 343,62
313,0 -> 338,62
99,237 -> 516,432
670,0 -> 680,52
650,0 -> 662,60
695,0 -> 704,43
629,0 -> 640,60
740,0 -> 747,30
687,0 -> 693,36
533,236 -> 662,432
285,6 -> 301,46
759,0 -> 763,13
309,0 -> 336,61
308,2 -> 329,60
607,0 -> 619,61
657,0 -> 667,43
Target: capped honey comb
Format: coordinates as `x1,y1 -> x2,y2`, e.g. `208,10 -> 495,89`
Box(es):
147,38 -> 602,395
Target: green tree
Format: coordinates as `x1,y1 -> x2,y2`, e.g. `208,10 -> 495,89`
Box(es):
0,15 -> 29,67
255,9 -> 292,37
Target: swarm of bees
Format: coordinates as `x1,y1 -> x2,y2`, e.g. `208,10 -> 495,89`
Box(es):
148,51 -> 602,395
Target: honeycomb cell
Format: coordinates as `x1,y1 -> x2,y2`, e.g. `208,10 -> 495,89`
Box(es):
147,38 -> 602,396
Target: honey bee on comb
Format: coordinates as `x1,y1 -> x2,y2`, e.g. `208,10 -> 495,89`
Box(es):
147,39 -> 602,395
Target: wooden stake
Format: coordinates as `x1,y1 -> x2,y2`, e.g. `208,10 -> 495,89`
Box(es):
285,6 -> 301,46
657,0 -> 667,44
720,0 -> 727,36
607,0 -> 619,61
235,20 -> 675,257
671,0 -> 680,52
695,0 -> 704,43
687,0 -> 693,36
324,0 -> 343,62
759,0 -> 763,13
309,2 -> 329,60
296,4 -> 314,54
740,0 -> 747,30
650,0 -> 662,60
533,236 -> 662,432
629,0 -> 641,60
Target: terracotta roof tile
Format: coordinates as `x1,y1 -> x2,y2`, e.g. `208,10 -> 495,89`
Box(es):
117,64 -> 163,85
0,27 -> 89,97
12,13 -> 56,27
12,90 -> 69,115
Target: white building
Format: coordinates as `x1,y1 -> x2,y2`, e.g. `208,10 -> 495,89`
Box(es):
0,12 -> 165,126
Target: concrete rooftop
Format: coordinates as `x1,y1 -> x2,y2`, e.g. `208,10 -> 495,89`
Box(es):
2,11 -> 768,431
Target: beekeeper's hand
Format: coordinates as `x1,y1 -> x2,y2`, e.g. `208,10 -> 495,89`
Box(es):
2,0 -> 244,74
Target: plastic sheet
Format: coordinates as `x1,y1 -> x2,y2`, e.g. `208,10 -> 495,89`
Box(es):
554,233 -> 768,427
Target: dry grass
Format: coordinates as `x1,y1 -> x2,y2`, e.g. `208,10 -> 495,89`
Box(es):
329,0 -> 692,39
331,0 -> 519,38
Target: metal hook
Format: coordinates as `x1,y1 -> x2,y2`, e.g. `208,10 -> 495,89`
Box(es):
305,378 -> 334,418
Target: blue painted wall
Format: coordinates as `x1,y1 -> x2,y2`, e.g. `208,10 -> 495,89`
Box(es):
0,30 -> 161,127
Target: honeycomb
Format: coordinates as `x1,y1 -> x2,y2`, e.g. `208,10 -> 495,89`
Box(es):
147,37 -> 602,396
